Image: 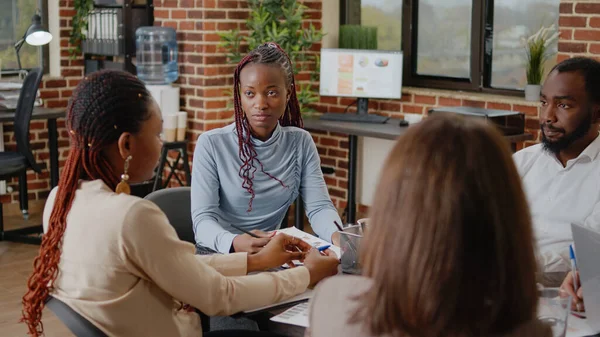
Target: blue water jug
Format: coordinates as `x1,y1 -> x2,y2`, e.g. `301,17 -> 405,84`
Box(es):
135,26 -> 178,84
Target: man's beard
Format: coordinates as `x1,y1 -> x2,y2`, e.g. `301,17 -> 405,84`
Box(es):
541,113 -> 592,155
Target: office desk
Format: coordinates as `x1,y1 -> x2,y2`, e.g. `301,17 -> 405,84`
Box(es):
303,117 -> 533,223
0,107 -> 65,188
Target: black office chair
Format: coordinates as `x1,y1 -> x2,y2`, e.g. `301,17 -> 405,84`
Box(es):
144,187 -> 195,243
0,67 -> 44,244
144,187 -> 210,332
45,296 -> 107,337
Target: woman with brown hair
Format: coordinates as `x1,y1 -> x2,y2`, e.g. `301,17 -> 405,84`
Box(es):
307,114 -> 551,337
20,70 -> 339,337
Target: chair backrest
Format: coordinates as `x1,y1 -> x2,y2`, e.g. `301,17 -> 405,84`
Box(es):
14,67 -> 43,173
144,187 -> 195,243
45,296 -> 107,337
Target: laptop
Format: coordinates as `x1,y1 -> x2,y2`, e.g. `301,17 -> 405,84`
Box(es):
571,223 -> 600,331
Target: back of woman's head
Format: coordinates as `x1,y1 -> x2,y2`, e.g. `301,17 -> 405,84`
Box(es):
357,113 -> 537,336
21,70 -> 153,336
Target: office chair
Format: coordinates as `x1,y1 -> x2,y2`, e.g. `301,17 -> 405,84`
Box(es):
0,67 -> 44,244
144,187 -> 195,243
45,296 -> 107,337
144,187 -> 210,332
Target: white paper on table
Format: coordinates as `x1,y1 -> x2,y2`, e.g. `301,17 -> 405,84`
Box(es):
276,227 -> 341,257
567,314 -> 599,337
269,301 -> 310,328
243,289 -> 313,314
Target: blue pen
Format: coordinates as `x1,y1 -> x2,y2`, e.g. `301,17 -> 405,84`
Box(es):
317,245 -> 331,252
569,245 -> 582,312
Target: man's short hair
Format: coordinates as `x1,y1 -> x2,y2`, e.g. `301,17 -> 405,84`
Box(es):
550,57 -> 600,104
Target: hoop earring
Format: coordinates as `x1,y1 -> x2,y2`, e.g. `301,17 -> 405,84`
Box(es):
115,155 -> 132,195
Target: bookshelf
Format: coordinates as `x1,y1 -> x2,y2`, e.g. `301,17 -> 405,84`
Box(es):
83,0 -> 154,75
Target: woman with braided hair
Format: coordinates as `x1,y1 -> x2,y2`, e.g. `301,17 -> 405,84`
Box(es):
192,42 -> 342,254
21,70 -> 339,337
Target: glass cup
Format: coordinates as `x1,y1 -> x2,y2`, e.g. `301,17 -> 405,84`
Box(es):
537,287 -> 571,337
339,224 -> 363,274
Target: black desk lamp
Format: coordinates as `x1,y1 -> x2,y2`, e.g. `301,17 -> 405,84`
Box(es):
14,13 -> 53,75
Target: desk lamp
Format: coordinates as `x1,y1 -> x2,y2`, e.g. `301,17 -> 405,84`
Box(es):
14,13 -> 53,76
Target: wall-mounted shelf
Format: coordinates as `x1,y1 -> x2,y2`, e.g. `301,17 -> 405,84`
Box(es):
83,0 -> 154,75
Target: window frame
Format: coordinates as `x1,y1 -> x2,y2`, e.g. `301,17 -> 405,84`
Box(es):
347,0 -> 541,96
0,0 -> 50,76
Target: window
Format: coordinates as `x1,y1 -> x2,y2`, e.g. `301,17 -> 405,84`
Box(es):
415,0 -> 472,79
489,0 -> 559,89
352,0 -> 560,93
0,0 -> 48,74
360,0 -> 402,51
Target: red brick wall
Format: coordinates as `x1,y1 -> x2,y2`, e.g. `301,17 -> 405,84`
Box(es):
557,1 -> 600,60
153,0 -> 600,215
312,0 -> 600,212
5,0 -> 600,215
1,1 -> 81,205
152,0 -> 322,188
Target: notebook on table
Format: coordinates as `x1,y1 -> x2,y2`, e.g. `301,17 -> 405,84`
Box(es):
570,223 -> 600,336
242,228 -> 340,315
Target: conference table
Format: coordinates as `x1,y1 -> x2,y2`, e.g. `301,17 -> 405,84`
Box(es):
255,271 -> 599,337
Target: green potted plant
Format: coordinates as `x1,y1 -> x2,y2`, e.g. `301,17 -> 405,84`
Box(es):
339,25 -> 378,50
70,0 -> 94,56
522,24 -> 559,101
219,0 -> 323,113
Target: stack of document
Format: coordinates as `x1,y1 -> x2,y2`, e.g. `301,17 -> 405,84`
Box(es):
0,81 -> 41,110
270,302 -> 310,328
243,289 -> 314,314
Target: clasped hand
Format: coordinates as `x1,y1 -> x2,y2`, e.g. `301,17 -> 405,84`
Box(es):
246,232 -> 340,283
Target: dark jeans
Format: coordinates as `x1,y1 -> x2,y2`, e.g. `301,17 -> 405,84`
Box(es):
205,331 -> 286,337
195,243 -> 260,332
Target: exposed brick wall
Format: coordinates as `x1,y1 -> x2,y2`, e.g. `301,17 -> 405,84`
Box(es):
153,0 -> 322,189
312,0 -> 600,212
1,1 -> 81,205
6,0 -> 600,217
154,0 -> 600,216
558,1 -> 600,61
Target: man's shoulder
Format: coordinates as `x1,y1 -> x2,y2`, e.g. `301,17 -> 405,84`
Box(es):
513,143 -> 544,162
512,143 -> 547,176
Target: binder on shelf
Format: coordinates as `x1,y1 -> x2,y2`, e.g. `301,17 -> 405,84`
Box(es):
82,8 -> 124,56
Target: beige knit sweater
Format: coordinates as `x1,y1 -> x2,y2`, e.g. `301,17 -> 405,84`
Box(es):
43,180 -> 310,337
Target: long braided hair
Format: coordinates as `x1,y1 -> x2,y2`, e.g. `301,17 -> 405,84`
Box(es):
233,42 -> 303,211
21,70 -> 153,336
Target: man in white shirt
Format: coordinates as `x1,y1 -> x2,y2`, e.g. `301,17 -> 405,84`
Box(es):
513,57 -> 600,272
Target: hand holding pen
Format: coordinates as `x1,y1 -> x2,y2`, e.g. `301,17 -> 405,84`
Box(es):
230,224 -> 276,254
563,245 -> 585,313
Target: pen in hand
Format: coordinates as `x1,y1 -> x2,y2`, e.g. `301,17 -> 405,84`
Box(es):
317,245 -> 331,252
230,224 -> 261,238
569,245 -> 583,312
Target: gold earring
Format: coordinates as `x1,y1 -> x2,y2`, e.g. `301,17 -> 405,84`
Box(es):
115,155 -> 132,195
